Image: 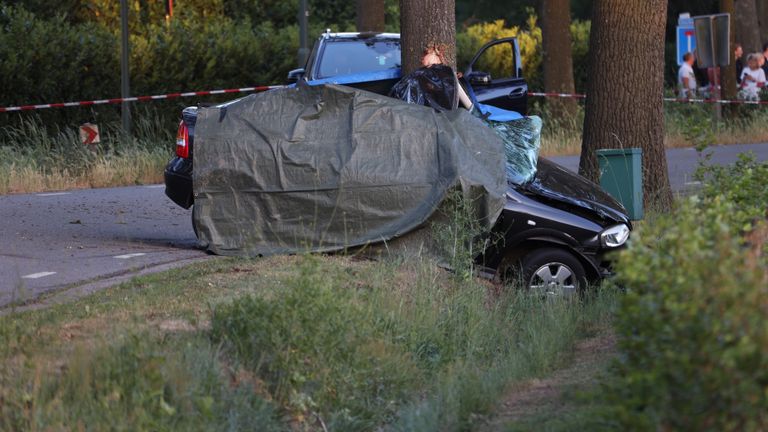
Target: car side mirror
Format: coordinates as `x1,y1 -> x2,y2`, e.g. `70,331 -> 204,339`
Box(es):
287,68 -> 306,84
468,71 -> 492,86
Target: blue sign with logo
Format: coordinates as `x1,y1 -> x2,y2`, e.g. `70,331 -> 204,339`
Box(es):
677,26 -> 696,66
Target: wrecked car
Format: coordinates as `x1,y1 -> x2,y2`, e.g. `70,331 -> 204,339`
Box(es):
164,32 -> 631,295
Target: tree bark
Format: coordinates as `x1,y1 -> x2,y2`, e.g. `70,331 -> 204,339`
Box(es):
758,0 -> 768,44
356,0 -> 386,33
721,0 -> 738,108
579,0 -> 672,212
541,0 -> 577,119
399,0 -> 456,75
734,0 -> 761,53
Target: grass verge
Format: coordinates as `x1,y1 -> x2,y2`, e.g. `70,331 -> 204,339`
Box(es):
0,113 -> 172,195
534,100 -> 768,157
0,253 -> 616,431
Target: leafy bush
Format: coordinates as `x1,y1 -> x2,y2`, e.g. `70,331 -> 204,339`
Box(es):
456,16 -> 591,92
601,156 -> 768,430
0,5 -> 118,107
694,153 -> 768,224
457,17 -> 542,88
0,4 -> 301,124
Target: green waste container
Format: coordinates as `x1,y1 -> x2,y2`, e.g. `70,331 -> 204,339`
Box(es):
597,148 -> 643,220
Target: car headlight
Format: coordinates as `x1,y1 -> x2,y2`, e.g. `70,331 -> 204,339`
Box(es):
600,224 -> 630,248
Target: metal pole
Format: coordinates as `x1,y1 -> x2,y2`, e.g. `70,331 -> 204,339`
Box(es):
297,0 -> 309,67
120,0 -> 131,136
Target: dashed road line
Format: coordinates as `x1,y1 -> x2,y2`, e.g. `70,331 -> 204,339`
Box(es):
22,271 -> 57,279
685,181 -> 702,186
36,192 -> 70,197
114,253 -> 147,259
144,185 -> 164,189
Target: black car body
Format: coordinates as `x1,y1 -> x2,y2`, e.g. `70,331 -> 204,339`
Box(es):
475,159 -> 630,294
164,32 -> 631,293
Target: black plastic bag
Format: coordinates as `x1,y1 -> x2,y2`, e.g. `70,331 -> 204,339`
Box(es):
389,64 -> 458,112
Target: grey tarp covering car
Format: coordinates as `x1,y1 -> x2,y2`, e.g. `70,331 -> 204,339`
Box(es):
191,84 -> 507,256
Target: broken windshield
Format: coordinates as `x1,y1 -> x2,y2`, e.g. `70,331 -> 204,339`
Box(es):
474,113 -> 542,185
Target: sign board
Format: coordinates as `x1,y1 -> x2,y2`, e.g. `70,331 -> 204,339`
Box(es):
676,13 -> 696,66
79,123 -> 100,145
676,26 -> 696,66
693,13 -> 731,68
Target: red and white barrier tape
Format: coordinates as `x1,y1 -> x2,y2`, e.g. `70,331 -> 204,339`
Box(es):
528,91 -> 768,105
0,85 -> 284,113
3,86 -> 768,112
528,92 -> 587,99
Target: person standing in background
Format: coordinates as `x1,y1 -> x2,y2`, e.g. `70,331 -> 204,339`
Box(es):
761,43 -> 768,77
740,53 -> 766,101
678,52 -> 697,98
735,43 -> 744,83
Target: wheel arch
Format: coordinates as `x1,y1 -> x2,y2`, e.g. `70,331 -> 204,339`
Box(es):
496,238 -> 601,283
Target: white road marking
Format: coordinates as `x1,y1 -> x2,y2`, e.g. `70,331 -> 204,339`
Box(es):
22,271 -> 57,279
144,185 -> 164,189
114,253 -> 147,259
685,181 -> 702,186
36,192 -> 70,197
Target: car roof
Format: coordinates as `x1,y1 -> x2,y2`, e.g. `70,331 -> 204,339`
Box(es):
321,31 -> 400,41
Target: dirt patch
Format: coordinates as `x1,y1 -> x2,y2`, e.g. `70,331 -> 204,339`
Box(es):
156,319 -> 210,333
485,333 -> 616,431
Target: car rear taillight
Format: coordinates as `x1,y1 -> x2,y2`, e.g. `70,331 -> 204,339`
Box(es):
176,120 -> 190,159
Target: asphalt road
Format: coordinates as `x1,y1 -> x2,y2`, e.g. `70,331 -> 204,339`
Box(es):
549,142 -> 768,192
1,142 -> 766,309
0,185 -> 200,308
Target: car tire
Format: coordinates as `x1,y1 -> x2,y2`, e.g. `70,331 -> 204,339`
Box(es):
503,247 -> 587,296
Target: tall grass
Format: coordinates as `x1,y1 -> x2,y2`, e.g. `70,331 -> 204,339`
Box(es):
0,253 -> 617,431
0,110 -> 173,194
530,99 -> 768,157
0,333 -> 282,431
210,255 -> 617,431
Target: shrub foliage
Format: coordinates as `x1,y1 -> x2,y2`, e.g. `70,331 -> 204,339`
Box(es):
604,155 -> 768,430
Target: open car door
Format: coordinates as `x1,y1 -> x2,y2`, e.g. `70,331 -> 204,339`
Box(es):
463,37 -> 528,115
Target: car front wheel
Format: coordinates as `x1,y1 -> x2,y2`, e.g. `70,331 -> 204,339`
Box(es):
516,247 -> 587,296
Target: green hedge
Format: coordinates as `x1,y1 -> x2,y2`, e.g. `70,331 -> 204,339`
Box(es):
0,5 -> 118,106
603,155 -> 768,430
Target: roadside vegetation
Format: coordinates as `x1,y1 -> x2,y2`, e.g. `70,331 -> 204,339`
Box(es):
498,154 -> 768,431
4,101 -> 768,195
0,249 -> 617,430
0,112 -> 171,195
3,3 -> 767,195
535,100 -> 768,157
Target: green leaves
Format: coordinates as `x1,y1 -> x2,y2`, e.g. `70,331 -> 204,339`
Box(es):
603,157 -> 768,430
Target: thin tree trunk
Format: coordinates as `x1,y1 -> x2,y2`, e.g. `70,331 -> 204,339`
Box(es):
356,0 -> 385,33
399,0 -> 456,75
579,0 -> 672,212
721,0 -> 738,109
734,0 -> 761,53
758,0 -> 768,44
541,0 -> 577,119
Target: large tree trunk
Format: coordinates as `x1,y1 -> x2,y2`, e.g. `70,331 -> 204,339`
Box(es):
578,0 -> 672,212
734,0 -> 761,53
721,0 -> 738,108
758,0 -> 768,44
356,0 -> 385,33
399,0 -> 456,75
541,0 -> 577,119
